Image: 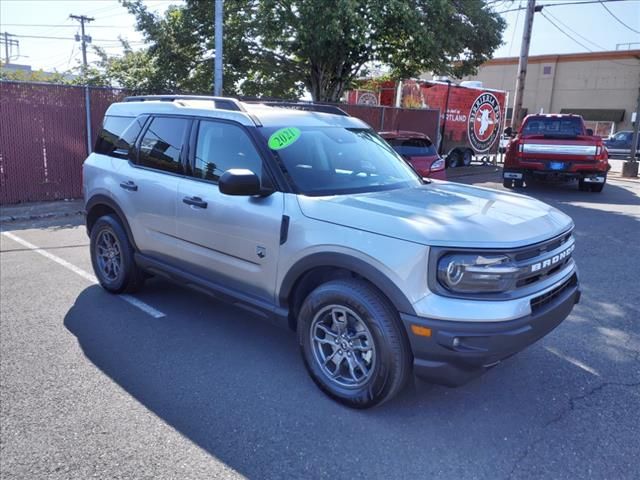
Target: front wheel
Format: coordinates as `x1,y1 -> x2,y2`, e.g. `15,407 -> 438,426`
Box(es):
298,279 -> 411,409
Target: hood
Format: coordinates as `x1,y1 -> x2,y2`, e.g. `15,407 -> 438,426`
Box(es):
297,182 -> 573,248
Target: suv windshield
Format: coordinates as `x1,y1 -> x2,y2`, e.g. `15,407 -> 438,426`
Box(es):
521,117 -> 584,138
386,138 -> 437,157
262,127 -> 422,196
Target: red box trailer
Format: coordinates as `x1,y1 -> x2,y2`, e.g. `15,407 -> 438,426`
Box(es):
346,80 -> 508,167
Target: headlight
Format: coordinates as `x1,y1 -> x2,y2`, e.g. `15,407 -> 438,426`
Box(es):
430,158 -> 445,172
437,253 -> 519,293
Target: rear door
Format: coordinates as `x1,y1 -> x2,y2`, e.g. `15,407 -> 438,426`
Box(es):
111,115 -> 190,260
173,119 -> 284,302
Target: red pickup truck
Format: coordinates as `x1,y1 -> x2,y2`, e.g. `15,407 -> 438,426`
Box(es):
503,114 -> 609,192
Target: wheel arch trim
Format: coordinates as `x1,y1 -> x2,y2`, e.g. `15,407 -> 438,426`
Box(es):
85,194 -> 138,251
278,252 -> 416,316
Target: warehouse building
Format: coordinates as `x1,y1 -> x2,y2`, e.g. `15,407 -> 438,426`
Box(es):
423,50 -> 640,137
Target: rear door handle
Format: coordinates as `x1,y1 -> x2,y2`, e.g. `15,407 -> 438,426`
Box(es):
182,196 -> 208,209
119,180 -> 138,191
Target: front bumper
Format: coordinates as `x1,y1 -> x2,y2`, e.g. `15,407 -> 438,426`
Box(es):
400,274 -> 580,387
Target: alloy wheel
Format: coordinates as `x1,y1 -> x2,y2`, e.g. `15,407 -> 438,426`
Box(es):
310,304 -> 376,388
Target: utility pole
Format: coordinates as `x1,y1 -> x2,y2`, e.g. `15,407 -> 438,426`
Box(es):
1,32 -> 19,64
622,85 -> 640,177
69,14 -> 94,74
510,0 -> 541,131
214,0 -> 223,96
70,14 -> 95,156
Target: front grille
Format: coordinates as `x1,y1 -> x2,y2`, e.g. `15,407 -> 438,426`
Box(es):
514,231 -> 571,262
530,274 -> 577,312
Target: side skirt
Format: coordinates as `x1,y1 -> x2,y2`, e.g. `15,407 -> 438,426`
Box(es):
134,253 -> 289,324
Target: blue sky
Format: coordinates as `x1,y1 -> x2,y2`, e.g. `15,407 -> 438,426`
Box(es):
1,0 -> 639,72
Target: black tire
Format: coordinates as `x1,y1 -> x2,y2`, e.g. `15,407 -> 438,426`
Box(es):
503,178 -> 514,189
90,215 -> 145,293
514,179 -> 524,188
590,181 -> 605,193
298,279 -> 411,409
448,150 -> 462,168
462,149 -> 473,166
578,179 -> 589,191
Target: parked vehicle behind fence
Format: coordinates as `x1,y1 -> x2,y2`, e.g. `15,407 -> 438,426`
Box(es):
379,130 -> 446,180
603,130 -> 640,157
84,96 -> 581,408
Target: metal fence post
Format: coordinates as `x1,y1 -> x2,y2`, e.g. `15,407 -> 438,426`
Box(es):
84,86 -> 92,155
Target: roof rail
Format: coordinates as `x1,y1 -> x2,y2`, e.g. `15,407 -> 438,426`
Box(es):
244,100 -> 350,117
123,95 -> 246,112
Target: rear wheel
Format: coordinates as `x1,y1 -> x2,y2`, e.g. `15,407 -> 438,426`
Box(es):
514,179 -> 524,188
298,279 -> 411,409
90,215 -> 145,293
503,178 -> 514,189
448,150 -> 462,168
578,177 -> 606,193
462,149 -> 473,166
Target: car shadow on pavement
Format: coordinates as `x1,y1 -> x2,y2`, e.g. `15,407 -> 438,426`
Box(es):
64,270 -> 639,479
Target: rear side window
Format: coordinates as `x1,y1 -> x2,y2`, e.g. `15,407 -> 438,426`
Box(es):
387,138 -> 437,157
95,115 -> 145,158
137,117 -> 189,174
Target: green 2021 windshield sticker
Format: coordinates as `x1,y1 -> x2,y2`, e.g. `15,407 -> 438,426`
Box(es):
268,127 -> 301,150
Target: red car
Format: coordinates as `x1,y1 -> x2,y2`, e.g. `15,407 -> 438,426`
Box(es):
379,131 -> 447,180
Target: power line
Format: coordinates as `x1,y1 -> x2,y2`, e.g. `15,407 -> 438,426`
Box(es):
498,0 -> 634,14
1,24 -> 126,28
540,11 -> 639,65
599,1 -> 640,33
543,9 -> 608,50
508,0 -> 523,56
0,33 -> 144,44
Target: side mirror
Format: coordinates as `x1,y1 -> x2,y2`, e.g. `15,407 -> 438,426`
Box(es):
219,169 -> 263,196
503,126 -> 513,137
586,128 -> 594,136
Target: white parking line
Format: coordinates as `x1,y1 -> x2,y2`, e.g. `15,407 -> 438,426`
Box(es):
1,231 -> 165,319
545,346 -> 600,377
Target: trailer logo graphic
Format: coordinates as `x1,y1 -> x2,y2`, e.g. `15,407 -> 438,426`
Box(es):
468,93 -> 501,152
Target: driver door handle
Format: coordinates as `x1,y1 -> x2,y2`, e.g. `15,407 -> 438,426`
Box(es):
182,196 -> 208,209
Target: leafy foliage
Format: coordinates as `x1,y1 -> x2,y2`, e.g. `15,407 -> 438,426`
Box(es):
90,0 -> 505,101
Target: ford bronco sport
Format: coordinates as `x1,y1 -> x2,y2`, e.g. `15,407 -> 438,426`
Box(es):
84,95 -> 580,408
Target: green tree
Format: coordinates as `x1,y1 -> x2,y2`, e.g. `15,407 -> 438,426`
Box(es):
103,0 -> 504,101
257,0 -> 505,101
0,61 -> 69,84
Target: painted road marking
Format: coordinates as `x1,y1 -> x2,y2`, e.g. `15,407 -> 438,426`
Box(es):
1,231 -> 165,319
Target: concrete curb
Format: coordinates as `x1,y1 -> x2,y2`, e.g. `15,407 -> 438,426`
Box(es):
0,208 -> 85,224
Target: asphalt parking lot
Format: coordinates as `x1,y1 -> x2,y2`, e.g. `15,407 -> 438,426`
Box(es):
1,170 -> 639,479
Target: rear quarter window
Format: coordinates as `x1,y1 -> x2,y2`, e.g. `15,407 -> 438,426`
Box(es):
95,115 -> 146,158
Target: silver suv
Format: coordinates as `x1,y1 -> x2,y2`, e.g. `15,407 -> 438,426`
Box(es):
84,95 -> 580,408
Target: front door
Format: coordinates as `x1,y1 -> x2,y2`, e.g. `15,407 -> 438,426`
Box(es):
174,119 -> 284,303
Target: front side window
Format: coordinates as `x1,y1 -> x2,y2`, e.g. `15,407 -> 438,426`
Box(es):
387,138 -> 437,157
261,127 -> 421,196
193,121 -> 262,182
137,116 -> 188,174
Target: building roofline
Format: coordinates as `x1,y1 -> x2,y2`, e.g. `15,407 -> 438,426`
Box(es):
484,50 -> 640,66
